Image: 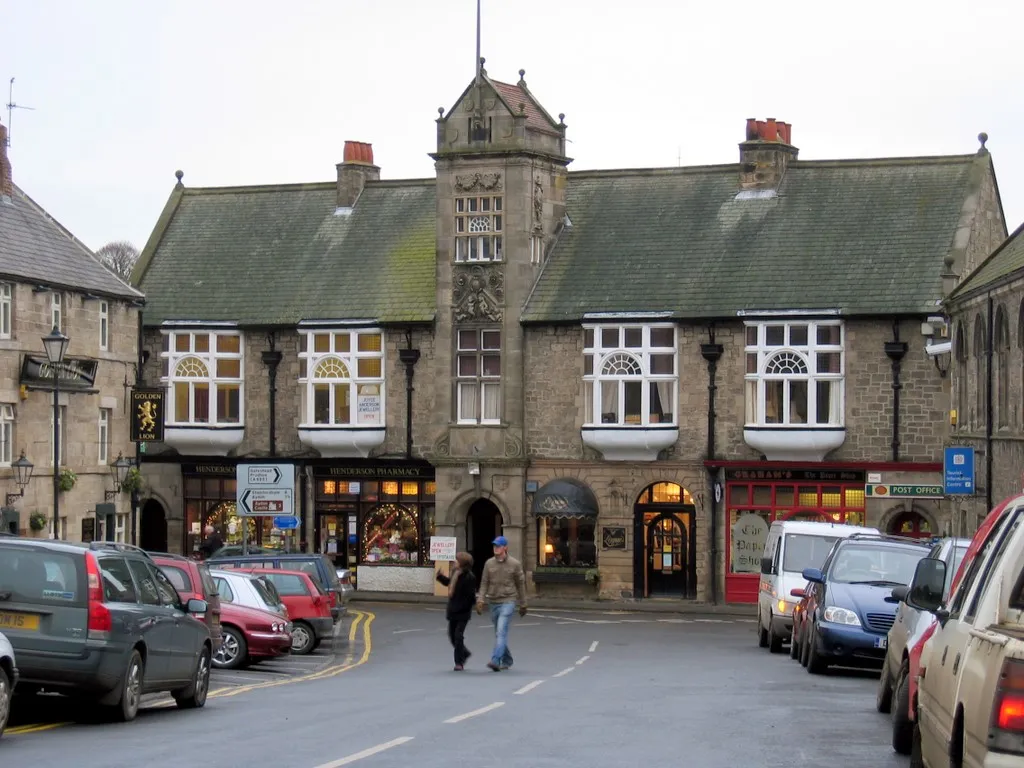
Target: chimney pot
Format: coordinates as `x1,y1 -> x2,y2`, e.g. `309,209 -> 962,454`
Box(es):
343,140 -> 375,165
337,140 -> 380,208
738,117 -> 798,192
765,118 -> 778,141
746,118 -> 758,141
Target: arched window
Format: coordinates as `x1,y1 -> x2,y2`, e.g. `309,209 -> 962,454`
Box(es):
361,503 -> 420,564
973,314 -> 987,429
954,321 -> 968,430
298,329 -> 385,427
995,306 -> 1010,427
163,331 -> 244,425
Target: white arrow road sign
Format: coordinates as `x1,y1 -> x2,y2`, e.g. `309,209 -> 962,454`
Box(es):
237,463 -> 295,517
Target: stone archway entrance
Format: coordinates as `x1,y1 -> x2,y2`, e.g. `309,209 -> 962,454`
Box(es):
633,482 -> 697,599
140,498 -> 168,552
467,498 -> 503,583
888,511 -> 933,540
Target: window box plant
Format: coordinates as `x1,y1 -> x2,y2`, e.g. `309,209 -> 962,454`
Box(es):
532,566 -> 590,584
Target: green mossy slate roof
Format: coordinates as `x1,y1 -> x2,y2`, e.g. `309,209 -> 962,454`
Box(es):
522,156 -> 979,322
137,181 -> 436,326
948,220 -> 1024,301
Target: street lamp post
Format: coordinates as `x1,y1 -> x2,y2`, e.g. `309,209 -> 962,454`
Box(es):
5,451 -> 34,506
106,453 -> 133,501
42,326 -> 69,539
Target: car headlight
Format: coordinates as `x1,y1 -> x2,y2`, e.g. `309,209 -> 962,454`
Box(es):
776,599 -> 792,615
823,606 -> 861,626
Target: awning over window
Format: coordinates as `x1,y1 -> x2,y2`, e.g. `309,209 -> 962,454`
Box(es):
532,478 -> 599,519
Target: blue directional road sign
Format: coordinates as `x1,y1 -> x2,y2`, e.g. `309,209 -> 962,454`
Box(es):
273,516 -> 299,530
943,446 -> 976,495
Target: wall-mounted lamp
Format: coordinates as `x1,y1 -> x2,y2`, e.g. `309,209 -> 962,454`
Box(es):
6,451 -> 34,505
105,452 -> 134,500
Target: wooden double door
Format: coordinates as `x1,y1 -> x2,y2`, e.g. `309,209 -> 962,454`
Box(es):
634,505 -> 696,598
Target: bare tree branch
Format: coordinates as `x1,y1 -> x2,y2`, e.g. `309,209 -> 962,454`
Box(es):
96,240 -> 140,282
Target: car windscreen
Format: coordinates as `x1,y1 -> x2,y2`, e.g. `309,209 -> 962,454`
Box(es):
828,544 -> 928,585
781,534 -> 839,573
0,547 -> 87,607
265,573 -> 309,596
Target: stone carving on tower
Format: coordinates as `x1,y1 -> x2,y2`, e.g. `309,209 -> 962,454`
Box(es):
452,264 -> 505,323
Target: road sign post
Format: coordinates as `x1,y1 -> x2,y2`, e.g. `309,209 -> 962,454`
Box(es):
236,463 -> 296,555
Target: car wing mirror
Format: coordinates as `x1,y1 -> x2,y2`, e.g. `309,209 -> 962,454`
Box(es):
186,598 -> 209,614
801,568 -> 824,584
907,558 -> 946,614
790,588 -> 806,599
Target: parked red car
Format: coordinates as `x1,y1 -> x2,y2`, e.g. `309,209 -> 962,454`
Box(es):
215,602 -> 292,670
236,568 -> 333,655
151,552 -> 223,650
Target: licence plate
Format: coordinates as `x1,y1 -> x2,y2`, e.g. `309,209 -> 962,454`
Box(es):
0,611 -> 40,631
874,636 -> 887,649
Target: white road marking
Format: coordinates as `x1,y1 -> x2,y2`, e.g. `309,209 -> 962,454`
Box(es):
557,621 -> 574,625
315,737 -> 415,767
517,622 -> 542,627
621,619 -> 651,623
393,628 -> 424,634
589,641 -> 599,652
657,619 -> 693,624
694,619 -> 727,623
575,655 -> 590,665
553,666 -> 575,678
444,702 -> 505,724
514,680 -> 546,695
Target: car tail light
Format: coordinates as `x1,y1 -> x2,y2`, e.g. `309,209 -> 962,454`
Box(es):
991,658 -> 1024,753
85,553 -> 112,638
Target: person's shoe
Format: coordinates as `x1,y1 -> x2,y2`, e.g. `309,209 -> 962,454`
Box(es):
499,662 -> 512,670
487,662 -> 501,672
454,664 -> 464,671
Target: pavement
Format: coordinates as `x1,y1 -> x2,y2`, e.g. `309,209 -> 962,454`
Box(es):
2,605 -> 905,767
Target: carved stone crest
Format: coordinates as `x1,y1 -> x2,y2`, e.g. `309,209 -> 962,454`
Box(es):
432,431 -> 451,458
455,172 -> 502,193
504,432 -> 523,458
453,265 -> 504,323
494,476 -> 510,491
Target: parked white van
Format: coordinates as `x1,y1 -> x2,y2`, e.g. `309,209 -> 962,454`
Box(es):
757,519 -> 880,653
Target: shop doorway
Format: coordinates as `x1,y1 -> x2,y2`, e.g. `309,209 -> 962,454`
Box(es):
467,498 -> 503,583
140,499 -> 167,552
633,482 -> 696,599
888,511 -> 933,539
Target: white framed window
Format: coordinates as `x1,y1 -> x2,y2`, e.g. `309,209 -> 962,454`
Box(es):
0,403 -> 13,465
583,324 -> 678,427
116,513 -> 127,543
298,329 -> 384,426
0,282 -> 11,339
456,328 -> 501,423
99,301 -> 109,351
98,408 -> 111,464
51,291 -> 62,331
162,331 -> 244,426
51,405 -> 67,466
455,195 -> 503,262
744,320 -> 844,426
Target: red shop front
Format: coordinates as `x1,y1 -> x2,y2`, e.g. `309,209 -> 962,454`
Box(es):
724,467 -> 867,603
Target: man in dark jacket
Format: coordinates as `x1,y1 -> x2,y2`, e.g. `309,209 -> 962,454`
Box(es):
436,552 -> 476,671
198,525 -> 224,559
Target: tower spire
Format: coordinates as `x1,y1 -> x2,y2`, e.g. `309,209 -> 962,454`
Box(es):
475,0 -> 482,83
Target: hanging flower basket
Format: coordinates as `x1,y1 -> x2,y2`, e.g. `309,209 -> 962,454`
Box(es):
121,467 -> 143,494
585,568 -> 601,586
58,468 -> 77,493
29,512 -> 48,531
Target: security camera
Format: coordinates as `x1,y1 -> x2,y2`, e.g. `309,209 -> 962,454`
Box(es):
925,340 -> 952,357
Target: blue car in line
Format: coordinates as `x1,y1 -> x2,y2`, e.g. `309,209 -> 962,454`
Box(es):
800,533 -> 932,675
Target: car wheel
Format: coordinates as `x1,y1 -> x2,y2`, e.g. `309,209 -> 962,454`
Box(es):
757,611 -> 769,648
800,626 -> 811,667
290,621 -> 315,655
892,660 -> 913,755
173,647 -> 211,710
213,626 -> 248,670
876,653 -> 893,713
0,666 -> 11,739
767,615 -> 783,654
806,624 -> 827,675
909,722 -> 924,768
111,650 -> 144,722
789,623 -> 801,660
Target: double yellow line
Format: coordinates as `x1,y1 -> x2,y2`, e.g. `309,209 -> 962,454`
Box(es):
5,610 -> 375,736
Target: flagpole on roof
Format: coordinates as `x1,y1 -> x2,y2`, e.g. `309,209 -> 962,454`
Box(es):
475,0 -> 482,83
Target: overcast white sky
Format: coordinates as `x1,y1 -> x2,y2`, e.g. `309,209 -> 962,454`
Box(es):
2,0 -> 1022,253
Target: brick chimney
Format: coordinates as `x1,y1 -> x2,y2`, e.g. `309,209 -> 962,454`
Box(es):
0,121 -> 12,201
738,118 -> 798,191
335,141 -> 380,209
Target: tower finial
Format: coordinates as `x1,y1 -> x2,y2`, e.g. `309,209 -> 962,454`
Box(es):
475,0 -> 482,82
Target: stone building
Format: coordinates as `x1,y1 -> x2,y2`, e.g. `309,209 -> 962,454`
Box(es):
944,218 -> 1024,530
132,67 -> 1005,603
0,119 -> 145,541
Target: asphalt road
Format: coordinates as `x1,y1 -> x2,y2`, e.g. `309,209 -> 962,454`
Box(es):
2,605 -> 905,768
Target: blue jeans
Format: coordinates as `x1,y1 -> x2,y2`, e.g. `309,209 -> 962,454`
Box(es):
489,602 -> 515,667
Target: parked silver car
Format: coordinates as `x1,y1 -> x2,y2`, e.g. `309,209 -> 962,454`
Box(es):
209,569 -> 287,617
0,630 -> 16,739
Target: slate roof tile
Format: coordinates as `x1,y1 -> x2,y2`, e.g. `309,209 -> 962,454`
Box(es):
0,185 -> 143,299
947,220 -> 1024,301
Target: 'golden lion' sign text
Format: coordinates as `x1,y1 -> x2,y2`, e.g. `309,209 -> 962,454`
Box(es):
131,388 -> 164,442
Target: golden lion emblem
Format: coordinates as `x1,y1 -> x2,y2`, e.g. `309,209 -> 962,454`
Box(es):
138,401 -> 157,432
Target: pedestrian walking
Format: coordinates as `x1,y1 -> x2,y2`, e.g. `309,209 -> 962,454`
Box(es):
475,536 -> 528,672
435,551 -> 477,671
198,525 -> 223,560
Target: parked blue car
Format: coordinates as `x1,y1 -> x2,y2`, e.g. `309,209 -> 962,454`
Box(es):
800,533 -> 932,674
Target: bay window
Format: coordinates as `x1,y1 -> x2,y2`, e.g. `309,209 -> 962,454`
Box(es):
299,329 -> 385,427
163,330 -> 244,425
583,324 -> 677,427
744,321 -> 844,427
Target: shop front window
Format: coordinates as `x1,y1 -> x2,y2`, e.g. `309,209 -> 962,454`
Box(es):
183,472 -> 299,553
538,517 -> 596,567
362,504 -> 420,564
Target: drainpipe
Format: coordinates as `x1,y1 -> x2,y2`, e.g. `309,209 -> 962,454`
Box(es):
131,309 -> 144,546
398,328 -> 421,459
700,329 -> 724,605
884,320 -> 908,463
986,295 -> 994,512
261,334 -> 283,457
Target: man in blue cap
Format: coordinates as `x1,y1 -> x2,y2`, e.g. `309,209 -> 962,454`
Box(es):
476,535 -> 528,671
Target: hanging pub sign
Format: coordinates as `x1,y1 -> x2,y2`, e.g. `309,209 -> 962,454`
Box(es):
130,388 -> 165,442
20,355 -> 98,391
